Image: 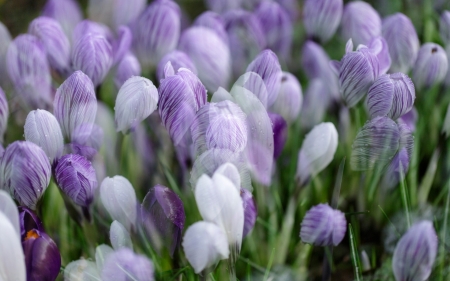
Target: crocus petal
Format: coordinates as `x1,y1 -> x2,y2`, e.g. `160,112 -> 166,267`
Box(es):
303,0 -> 343,43
88,0 -> 146,30
95,244 -> 114,272
194,11 -> 228,45
18,207 -> 44,238
413,43 -> 448,90
64,259 -> 100,281
115,52 -> 141,89
205,0 -> 242,14
270,72 -> 302,123
381,148 -> 410,189
110,220 -> 133,250
156,50 -> 197,82
0,190 -> 20,238
368,36 -> 391,75
241,188 -> 257,238
112,25 -> 132,65
101,248 -> 154,281
0,87 -> 8,143
72,19 -> 112,44
268,112 -> 288,159
398,107 -> 418,132
42,0 -> 83,41
0,212 -> 26,281
341,1 -> 381,46
233,72 -> 269,109
214,162 -> 241,191
114,76 -> 158,134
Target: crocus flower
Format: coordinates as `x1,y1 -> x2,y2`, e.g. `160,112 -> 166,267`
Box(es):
72,19 -> 112,44
303,0 -> 343,43
0,87 -> 8,143
392,221 -> 437,281
156,50 -> 197,82
178,26 -> 231,92
110,220 -> 132,250
351,116 -> 400,171
0,141 -> 51,210
440,11 -> 450,46
88,0 -> 146,31
340,1 -> 381,46
69,123 -> 104,158
0,22 -> 12,90
141,185 -> 185,256
182,221 -> 229,274
114,76 -> 158,134
233,72 -> 269,108
158,68 -> 207,146
55,154 -> 98,207
100,176 -> 137,231
205,0 -> 242,14
382,13 -> 420,73
42,0 -> 82,41
366,73 -> 415,120
268,112 -> 287,159
114,52 -> 141,90
24,109 -> 64,163
255,1 -> 292,59
193,11 -> 228,45
270,72 -> 302,123
368,36 -> 392,75
413,43 -> 448,90
28,16 -> 70,72
132,0 -> 180,69
54,70 -> 97,141
101,248 -> 154,281
300,204 -> 347,246
6,34 -> 52,109
0,212 -> 26,281
241,188 -> 257,238
22,229 -> 61,281
0,190 -> 20,237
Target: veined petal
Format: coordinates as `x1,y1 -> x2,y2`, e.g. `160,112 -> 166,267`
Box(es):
303,0 -> 343,43
341,1 -> 381,46
413,43 -> 448,90
194,11 -> 228,45
110,220 -> 132,250
156,50 -> 197,82
42,0 -> 82,41
0,87 -> 8,143
234,72 -> 269,109
240,188 -> 256,238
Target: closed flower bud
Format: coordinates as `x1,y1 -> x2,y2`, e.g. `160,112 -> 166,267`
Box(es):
28,16 -> 70,72
341,1 -> 381,46
297,122 -> 338,185
382,13 -> 419,73
270,72 -> 302,123
6,34 -> 52,109
367,73 -> 415,120
241,188 -> 256,238
255,1 -> 292,59
179,27 -> 231,92
55,154 -> 98,207
132,0 -> 180,69
413,43 -> 448,90
0,22 -> 12,90
42,0 -> 82,41
54,70 -> 97,141
72,19 -> 112,44
158,68 -> 207,146
157,50 -> 197,82
268,112 -> 287,159
440,11 -> 450,46
88,0 -> 146,31
110,220 -> 132,250
194,11 -> 228,45
101,248 -> 154,281
114,76 -> 158,134
246,49 -> 282,107
100,176 -> 138,231
351,116 -> 400,171
72,32 -> 113,86
22,229 -> 61,281
300,204 -> 347,246
141,185 -> 185,256
205,0 -> 242,14
223,10 -> 266,78
115,52 -> 141,89
0,212 -> 26,281
392,221 -> 437,281
182,221 -> 229,274
0,87 -> 8,143
0,141 -> 51,209
303,0 -> 343,43
24,110 -> 64,163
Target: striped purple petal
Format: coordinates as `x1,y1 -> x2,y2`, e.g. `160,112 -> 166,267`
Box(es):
112,26 -> 132,65
303,0 -> 343,43
42,0 -> 82,41
101,248 -> 154,281
156,50 -> 197,83
268,112 -> 287,159
194,11 -> 229,45
341,1 -> 381,46
241,188 -> 256,238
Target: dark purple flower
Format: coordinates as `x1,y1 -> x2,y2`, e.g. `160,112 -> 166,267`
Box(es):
341,1 -> 381,46
22,229 -> 61,281
300,204 -> 347,246
157,50 -> 197,82
41,0 -> 83,40
101,248 -> 154,281
382,13 -> 419,73
270,72 -> 302,123
0,141 -> 51,210
268,112 -> 287,159
114,52 -> 141,89
440,11 -> 450,46
141,185 -> 185,257
241,188 -> 256,238
303,0 -> 343,43
194,11 -> 228,45
0,86 -> 8,143
413,43 -> 448,89
55,154 -> 98,207
18,207 -> 44,239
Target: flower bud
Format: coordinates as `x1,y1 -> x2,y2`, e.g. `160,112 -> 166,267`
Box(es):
303,0 -> 343,43
268,112 -> 287,159
340,1 -> 381,46
392,221 -> 437,281
22,229 -> 61,281
0,22 -> 12,90
114,76 -> 158,134
297,122 -> 338,185
6,34 -> 52,109
110,220 -> 132,250
101,248 -> 154,281
270,72 -> 302,123
205,0 -> 242,14
0,141 -> 51,209
158,68 -> 207,146
182,221 -> 229,273
300,204 -> 347,246
255,1 -> 292,59
367,73 -> 415,120
241,188 -> 256,238
132,0 -> 180,69
24,109 -> 64,163
88,0 -> 146,30
440,11 -> 450,46
0,190 -> 20,237
100,176 -> 137,231
28,16 -> 70,72
156,50 -> 197,82
0,87 -> 8,143
382,13 -> 419,73
72,32 -> 113,86
115,52 -> 141,89
141,185 -> 185,256
72,19 -> 112,44
54,70 -> 97,140
42,0 -> 82,41
194,11 -> 228,45
55,154 -> 98,207
0,212 -> 26,281
413,43 -> 448,90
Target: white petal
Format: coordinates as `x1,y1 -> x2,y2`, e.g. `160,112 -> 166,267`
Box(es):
110,220 -> 133,250
0,212 -> 26,281
214,162 -> 241,191
211,87 -> 235,103
95,244 -> 114,273
64,259 -> 101,281
234,72 -> 269,109
0,190 -> 20,238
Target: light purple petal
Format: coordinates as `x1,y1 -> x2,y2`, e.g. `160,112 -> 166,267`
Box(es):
341,1 -> 381,46
156,50 -> 197,83
101,248 -> 154,281
270,72 -> 302,122
114,52 -> 141,89
413,43 -> 448,89
194,11 -> 229,45
42,0 -> 82,41
303,0 -> 343,43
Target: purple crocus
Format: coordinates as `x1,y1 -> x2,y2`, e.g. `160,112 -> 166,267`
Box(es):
300,79 -> 330,129
115,52 -> 141,89
241,188 -> 257,238
72,19 -> 112,44
413,43 -> 448,90
193,11 -> 229,45
303,0 -> 343,43
398,107 -> 418,132
55,154 -> 98,207
440,11 -> 450,46
101,248 -> 154,281
268,112 -> 287,159
111,26 -> 132,65
156,50 -> 197,82
392,221 -> 437,281
366,73 -> 415,120
158,68 -> 207,146
0,87 -> 8,143
141,185 -> 185,257
300,204 -> 347,246
68,123 -> 104,160
270,72 -> 302,123
0,141 -> 51,210
41,0 -> 82,41
340,1 -> 381,46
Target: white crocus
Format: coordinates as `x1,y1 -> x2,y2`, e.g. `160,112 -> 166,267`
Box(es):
0,212 -> 26,281
110,220 -> 132,250
0,190 -> 20,238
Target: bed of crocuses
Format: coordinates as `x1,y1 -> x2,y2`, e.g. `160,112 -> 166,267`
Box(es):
0,0 -> 450,280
